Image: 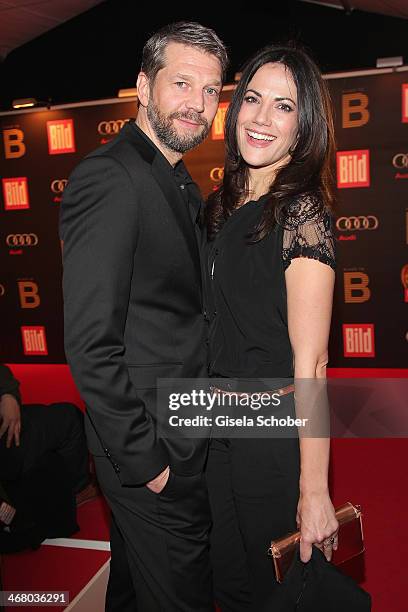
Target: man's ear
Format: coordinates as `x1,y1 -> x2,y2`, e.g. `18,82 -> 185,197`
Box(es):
137,72 -> 150,108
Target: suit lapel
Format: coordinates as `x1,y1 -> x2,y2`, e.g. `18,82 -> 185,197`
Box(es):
121,121 -> 202,279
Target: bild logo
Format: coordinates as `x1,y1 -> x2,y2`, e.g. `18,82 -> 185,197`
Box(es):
2,177 -> 29,210
211,102 -> 229,140
343,324 -> 375,358
401,264 -> 408,303
21,326 -> 48,356
336,150 -> 370,188
402,84 -> 408,123
406,211 -> 408,245
47,119 -> 75,154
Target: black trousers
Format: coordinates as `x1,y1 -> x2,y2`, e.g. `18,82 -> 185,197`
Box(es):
105,513 -> 137,612
93,456 -> 214,612
0,402 -> 90,494
205,436 -> 300,612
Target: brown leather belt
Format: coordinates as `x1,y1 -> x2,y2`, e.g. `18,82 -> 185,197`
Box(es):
210,384 -> 294,399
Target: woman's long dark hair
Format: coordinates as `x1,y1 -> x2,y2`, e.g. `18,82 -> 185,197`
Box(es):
206,44 -> 336,241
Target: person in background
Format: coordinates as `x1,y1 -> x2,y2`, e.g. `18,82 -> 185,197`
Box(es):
0,364 -> 98,552
0,364 -> 21,450
0,363 -> 98,542
204,44 -> 338,610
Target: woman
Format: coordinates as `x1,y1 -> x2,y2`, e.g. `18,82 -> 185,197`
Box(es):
204,45 -> 339,610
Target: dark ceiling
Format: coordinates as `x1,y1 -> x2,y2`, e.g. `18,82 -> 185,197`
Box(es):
1,0 -> 408,112
300,0 -> 408,19
0,0 -> 105,60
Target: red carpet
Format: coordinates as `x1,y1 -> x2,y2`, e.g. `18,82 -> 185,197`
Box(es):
1,496 -> 111,611
3,440 -> 406,611
1,365 -> 407,610
330,438 -> 407,611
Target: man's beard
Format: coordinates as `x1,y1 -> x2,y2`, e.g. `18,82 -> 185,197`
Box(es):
147,100 -> 210,154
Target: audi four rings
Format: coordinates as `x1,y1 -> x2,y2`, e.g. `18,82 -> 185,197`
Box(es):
50,179 -> 68,193
392,153 -> 408,168
210,167 -> 225,182
98,120 -> 127,135
336,216 -> 379,230
6,234 -> 39,247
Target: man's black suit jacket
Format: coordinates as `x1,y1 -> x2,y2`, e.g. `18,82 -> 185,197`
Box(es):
60,121 -> 208,486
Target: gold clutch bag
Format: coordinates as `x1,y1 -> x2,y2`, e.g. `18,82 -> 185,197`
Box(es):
268,502 -> 365,583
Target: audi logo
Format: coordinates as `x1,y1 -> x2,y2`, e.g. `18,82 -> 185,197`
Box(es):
98,120 -> 127,135
392,153 -> 408,169
6,233 -> 39,247
0,284 -> 4,297
51,179 -> 68,193
210,167 -> 224,182
336,216 -> 379,231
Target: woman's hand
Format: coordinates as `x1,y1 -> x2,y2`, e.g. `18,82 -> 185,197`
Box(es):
296,489 -> 339,563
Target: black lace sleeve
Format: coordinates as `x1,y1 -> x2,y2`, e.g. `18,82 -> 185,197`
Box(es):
282,195 -> 336,271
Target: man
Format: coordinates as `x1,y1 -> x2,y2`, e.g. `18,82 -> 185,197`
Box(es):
0,364 -> 96,504
0,364 -> 97,552
0,364 -> 20,529
60,21 -> 228,612
0,364 -> 21,450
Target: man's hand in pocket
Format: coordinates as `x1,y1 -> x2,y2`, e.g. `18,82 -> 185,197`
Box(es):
146,466 -> 170,494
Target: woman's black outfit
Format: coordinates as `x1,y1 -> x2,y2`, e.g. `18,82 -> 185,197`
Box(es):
204,194 -> 335,611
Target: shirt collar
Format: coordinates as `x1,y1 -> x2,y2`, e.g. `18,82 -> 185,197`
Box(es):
129,121 -> 193,183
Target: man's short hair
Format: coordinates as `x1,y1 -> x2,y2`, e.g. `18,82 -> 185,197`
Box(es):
141,21 -> 228,84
